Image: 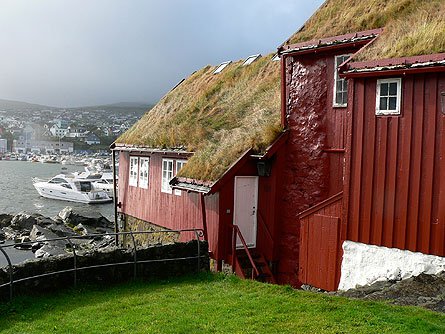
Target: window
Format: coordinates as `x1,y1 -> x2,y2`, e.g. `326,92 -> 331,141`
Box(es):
376,78 -> 402,115
333,54 -> 351,107
213,61 -> 231,74
174,160 -> 187,196
129,156 -> 139,187
242,54 -> 261,66
271,54 -> 280,62
161,159 -> 174,194
139,157 -> 150,189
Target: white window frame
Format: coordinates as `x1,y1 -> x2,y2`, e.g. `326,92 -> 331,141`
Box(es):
161,159 -> 174,194
333,54 -> 351,107
129,156 -> 139,187
213,61 -> 231,74
174,160 -> 187,196
138,157 -> 150,189
376,78 -> 402,116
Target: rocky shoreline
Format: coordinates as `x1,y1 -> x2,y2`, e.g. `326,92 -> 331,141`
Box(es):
0,207 -> 115,260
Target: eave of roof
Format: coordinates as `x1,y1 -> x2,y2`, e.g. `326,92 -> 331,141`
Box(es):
342,53 -> 445,77
111,143 -> 192,156
170,131 -> 289,194
278,29 -> 382,56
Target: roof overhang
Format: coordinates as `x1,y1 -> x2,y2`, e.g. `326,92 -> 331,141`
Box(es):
341,53 -> 445,78
111,143 -> 192,156
170,130 -> 289,195
278,29 -> 382,57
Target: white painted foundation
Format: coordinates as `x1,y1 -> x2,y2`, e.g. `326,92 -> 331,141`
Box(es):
338,241 -> 445,291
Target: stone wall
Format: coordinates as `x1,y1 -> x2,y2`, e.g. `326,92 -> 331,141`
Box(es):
120,214 -> 180,247
0,240 -> 209,300
339,241 -> 445,290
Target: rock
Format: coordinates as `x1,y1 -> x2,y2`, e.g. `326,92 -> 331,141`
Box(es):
58,207 -> 111,229
0,214 -> 13,228
47,223 -> 77,238
10,213 -> 37,231
35,244 -> 67,258
336,272 -> 445,313
30,225 -> 59,242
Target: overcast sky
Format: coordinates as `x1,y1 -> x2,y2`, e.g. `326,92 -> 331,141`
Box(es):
0,0 -> 323,107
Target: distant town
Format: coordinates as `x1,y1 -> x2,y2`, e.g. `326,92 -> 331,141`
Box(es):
0,99 -> 151,157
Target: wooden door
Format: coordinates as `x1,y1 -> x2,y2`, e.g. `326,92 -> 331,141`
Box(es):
234,176 -> 258,248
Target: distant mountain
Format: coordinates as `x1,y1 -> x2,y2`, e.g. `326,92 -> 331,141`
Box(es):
0,98 -> 153,113
0,98 -> 55,111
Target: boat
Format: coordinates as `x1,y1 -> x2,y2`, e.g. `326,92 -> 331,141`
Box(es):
92,172 -> 116,198
32,173 -> 112,204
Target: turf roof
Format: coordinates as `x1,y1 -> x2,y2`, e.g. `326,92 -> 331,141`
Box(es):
285,0 -> 445,61
116,55 -> 281,182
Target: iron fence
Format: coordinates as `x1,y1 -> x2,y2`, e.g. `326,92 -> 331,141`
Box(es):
0,228 -> 205,301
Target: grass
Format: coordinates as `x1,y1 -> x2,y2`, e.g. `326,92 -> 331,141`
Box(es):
1,273 -> 444,334
116,55 -> 281,182
285,0 -> 445,60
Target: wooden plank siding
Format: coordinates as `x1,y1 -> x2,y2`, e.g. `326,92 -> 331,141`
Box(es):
117,151 -> 220,257
344,73 -> 445,256
299,193 -> 343,291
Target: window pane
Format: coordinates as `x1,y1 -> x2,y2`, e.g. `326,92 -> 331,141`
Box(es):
380,97 -> 388,110
389,82 -> 398,95
336,92 -> 343,104
380,83 -> 389,96
389,97 -> 397,110
341,92 -> 348,105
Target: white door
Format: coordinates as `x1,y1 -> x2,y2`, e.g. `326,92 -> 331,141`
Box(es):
233,176 -> 258,248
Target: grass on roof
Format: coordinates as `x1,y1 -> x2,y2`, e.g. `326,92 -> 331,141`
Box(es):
286,0 -> 445,60
1,273 -> 444,334
116,55 -> 281,182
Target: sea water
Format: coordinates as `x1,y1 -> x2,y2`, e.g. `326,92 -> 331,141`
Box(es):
0,160 -> 114,266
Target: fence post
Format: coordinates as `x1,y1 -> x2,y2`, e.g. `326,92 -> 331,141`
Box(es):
194,230 -> 200,272
66,237 -> 77,288
231,226 -> 236,274
129,231 -> 137,280
0,246 -> 13,301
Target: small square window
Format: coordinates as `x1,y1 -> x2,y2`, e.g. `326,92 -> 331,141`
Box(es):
333,54 -> 351,107
242,54 -> 261,66
376,78 -> 402,115
213,61 -> 231,74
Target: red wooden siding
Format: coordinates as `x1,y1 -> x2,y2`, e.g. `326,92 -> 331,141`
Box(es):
299,193 -> 343,291
118,151 -> 220,257
344,73 -> 445,256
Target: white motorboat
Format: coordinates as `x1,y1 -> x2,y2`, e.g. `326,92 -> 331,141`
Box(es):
92,172 -> 116,198
32,173 -> 112,204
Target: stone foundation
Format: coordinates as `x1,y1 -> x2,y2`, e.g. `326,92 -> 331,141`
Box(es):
120,214 -> 180,248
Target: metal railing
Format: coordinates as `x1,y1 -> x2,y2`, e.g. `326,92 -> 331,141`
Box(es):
231,225 -> 259,280
0,228 -> 205,301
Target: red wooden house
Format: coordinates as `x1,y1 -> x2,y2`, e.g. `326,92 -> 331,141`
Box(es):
112,56 -> 285,282
113,0 -> 445,290
278,0 -> 445,290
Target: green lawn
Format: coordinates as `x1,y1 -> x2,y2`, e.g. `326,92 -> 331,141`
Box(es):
0,273 -> 444,333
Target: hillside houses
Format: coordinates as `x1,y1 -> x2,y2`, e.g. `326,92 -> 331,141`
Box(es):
113,0 -> 445,290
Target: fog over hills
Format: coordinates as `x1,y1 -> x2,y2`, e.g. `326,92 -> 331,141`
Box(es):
0,98 -> 152,114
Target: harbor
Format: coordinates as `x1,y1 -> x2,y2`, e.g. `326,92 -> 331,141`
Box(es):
0,159 -> 114,220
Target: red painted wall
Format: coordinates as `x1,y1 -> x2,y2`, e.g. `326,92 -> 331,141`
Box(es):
343,73 -> 445,256
217,155 -> 283,265
118,151 -> 220,257
277,49 -> 356,286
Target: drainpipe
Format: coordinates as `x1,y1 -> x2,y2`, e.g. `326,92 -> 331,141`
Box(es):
200,193 -> 208,241
111,148 -> 119,245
